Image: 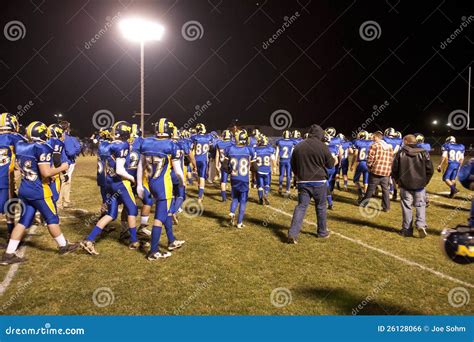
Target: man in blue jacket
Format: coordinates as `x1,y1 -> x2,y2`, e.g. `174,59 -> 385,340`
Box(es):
58,121 -> 81,208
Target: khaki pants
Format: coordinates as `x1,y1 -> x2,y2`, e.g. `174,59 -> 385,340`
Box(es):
58,162 -> 75,207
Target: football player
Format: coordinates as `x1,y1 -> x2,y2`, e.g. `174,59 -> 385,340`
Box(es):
292,130 -> 303,144
275,130 -> 296,195
223,130 -> 256,228
137,118 -> 185,260
324,133 -> 342,210
415,133 -> 431,153
438,136 -> 465,198
2,121 -> 78,265
191,123 -> 213,202
335,133 -> 351,191
254,135 -> 275,205
215,130 -> 234,202
351,130 -> 373,201
81,121 -> 139,255
47,124 -> 69,207
96,127 -> 112,214
383,128 -> 402,200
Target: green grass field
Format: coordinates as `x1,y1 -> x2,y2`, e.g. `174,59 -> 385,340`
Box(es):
0,155 -> 472,315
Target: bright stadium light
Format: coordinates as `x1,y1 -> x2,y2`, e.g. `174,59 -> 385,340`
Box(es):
119,18 -> 164,42
120,18 -> 165,136
447,122 -> 451,126
432,120 -> 438,125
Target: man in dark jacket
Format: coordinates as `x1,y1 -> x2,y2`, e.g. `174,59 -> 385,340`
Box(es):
392,134 -> 434,237
288,124 -> 334,243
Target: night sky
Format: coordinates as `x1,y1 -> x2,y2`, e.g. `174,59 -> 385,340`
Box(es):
0,0 -> 472,137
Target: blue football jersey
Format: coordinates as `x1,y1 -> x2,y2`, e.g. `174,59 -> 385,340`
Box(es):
255,145 -> 275,174
141,137 -> 179,200
105,141 -> 130,183
216,140 -> 234,164
417,143 -> 431,153
128,136 -> 143,178
0,133 -> 20,189
353,139 -> 373,162
442,143 -> 465,165
341,141 -> 352,160
16,141 -> 54,200
248,136 -> 258,147
97,140 -> 111,187
47,137 -> 68,164
292,137 -> 303,145
327,143 -> 340,164
225,145 -> 256,183
276,139 -> 296,162
384,137 -> 402,153
191,134 -> 213,162
171,139 -> 192,184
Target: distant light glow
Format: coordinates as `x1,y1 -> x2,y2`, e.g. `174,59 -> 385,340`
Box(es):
120,18 -> 164,42
432,120 -> 438,125
447,122 -> 451,126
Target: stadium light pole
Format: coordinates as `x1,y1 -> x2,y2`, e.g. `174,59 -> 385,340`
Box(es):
119,18 -> 164,136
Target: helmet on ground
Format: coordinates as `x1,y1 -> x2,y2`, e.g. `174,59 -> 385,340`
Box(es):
441,227 -> 474,264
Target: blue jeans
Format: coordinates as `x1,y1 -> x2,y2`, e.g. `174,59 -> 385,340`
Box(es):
288,183 -> 328,239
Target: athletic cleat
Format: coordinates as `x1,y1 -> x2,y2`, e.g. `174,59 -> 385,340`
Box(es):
328,204 -> 333,210
287,237 -> 298,244
258,198 -> 263,205
343,185 -> 348,191
398,229 -> 413,238
263,196 -> 270,205
236,223 -> 245,229
417,226 -> 428,238
177,208 -> 183,214
58,242 -> 79,255
0,253 -> 26,265
146,251 -> 172,261
129,241 -> 140,250
80,240 -> 99,255
168,240 -> 185,251
229,213 -> 235,226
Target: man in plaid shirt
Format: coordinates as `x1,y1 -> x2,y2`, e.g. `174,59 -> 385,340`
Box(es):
359,131 -> 394,211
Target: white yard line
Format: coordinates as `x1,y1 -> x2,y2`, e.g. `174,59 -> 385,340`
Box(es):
0,225 -> 38,296
268,206 -> 474,289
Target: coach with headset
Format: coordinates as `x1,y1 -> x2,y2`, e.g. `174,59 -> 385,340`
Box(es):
288,124 -> 334,243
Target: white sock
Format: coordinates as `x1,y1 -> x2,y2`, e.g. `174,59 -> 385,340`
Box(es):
140,216 -> 149,225
6,239 -> 20,254
54,234 -> 67,247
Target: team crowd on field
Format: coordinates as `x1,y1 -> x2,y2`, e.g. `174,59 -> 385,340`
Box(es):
0,112 -> 468,264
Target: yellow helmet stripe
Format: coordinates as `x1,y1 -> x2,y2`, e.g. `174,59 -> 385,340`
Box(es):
0,113 -> 6,127
159,118 -> 166,133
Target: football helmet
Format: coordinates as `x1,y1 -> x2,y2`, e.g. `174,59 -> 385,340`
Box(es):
131,124 -> 142,138
336,133 -> 345,141
282,130 -> 291,139
303,132 -> 310,139
0,112 -> 19,132
415,133 -> 424,143
26,121 -> 50,142
154,118 -> 174,138
384,127 -> 396,137
171,125 -> 180,140
292,130 -> 301,139
323,133 -> 331,143
98,127 -> 112,140
395,131 -> 402,139
252,128 -> 261,137
222,129 -> 232,141
189,128 -> 197,135
236,130 -> 248,145
258,135 -> 269,146
441,227 -> 474,264
181,129 -> 190,138
325,127 -> 336,138
48,124 -> 64,140
446,136 -> 456,144
112,121 -> 132,141
195,123 -> 206,134
357,130 -> 369,140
